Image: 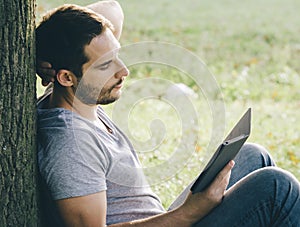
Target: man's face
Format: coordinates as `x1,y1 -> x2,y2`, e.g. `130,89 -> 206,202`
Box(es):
75,29 -> 129,105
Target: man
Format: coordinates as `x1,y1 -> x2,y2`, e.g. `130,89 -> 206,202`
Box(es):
36,2 -> 300,226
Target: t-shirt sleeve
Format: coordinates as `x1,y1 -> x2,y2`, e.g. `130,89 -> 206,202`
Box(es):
38,127 -> 109,200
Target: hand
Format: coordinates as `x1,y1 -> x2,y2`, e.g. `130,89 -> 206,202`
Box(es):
36,60 -> 56,86
180,160 -> 235,224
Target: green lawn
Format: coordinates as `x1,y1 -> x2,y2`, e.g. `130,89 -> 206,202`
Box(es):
36,0 -> 300,208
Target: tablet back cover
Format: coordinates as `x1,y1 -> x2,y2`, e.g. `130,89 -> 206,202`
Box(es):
191,108 -> 251,193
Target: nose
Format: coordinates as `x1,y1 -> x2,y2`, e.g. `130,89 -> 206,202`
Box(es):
115,58 -> 129,79
115,67 -> 129,79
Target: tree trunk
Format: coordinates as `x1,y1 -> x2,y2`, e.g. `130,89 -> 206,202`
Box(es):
0,0 -> 38,226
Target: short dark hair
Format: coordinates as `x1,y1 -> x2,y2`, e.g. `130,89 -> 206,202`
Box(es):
36,4 -> 113,78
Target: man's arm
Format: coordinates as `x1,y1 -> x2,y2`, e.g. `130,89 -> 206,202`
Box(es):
55,160 -> 235,227
87,0 -> 124,40
56,192 -> 107,227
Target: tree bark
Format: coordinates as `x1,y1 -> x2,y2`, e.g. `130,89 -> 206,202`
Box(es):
0,0 -> 38,226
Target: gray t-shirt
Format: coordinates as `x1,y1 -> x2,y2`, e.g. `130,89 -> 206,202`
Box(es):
37,96 -> 165,225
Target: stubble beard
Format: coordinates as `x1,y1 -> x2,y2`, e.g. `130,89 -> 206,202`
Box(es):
75,79 -> 122,105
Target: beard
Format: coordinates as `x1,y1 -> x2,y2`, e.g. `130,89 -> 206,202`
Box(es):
74,79 -> 122,105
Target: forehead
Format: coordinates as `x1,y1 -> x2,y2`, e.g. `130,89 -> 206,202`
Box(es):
84,29 -> 120,65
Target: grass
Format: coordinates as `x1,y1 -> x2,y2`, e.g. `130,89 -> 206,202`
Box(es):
36,0 -> 300,209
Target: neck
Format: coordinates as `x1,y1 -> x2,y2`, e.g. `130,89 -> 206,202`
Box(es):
72,96 -> 98,122
49,85 -> 98,122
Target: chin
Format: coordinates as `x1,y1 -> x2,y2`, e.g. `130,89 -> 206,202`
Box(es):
97,96 -> 120,105
98,99 -> 116,105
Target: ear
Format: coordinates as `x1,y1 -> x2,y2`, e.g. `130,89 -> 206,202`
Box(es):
56,69 -> 76,87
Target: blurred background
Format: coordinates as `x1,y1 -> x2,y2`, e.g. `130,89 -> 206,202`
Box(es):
36,0 -> 300,208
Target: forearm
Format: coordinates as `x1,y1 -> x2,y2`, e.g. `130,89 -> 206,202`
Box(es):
87,1 -> 123,40
109,207 -> 196,227
110,161 -> 235,227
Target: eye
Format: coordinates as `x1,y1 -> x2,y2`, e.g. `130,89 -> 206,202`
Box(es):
99,63 -> 110,71
97,60 -> 112,71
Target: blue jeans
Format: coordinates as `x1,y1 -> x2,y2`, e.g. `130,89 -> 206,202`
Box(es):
170,143 -> 300,226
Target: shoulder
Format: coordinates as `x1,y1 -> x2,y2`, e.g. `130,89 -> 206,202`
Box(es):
37,110 -> 109,200
37,108 -> 109,161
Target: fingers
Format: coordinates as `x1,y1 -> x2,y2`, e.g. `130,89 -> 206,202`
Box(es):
214,160 -> 235,189
42,80 -> 51,86
180,161 -> 235,222
180,161 -> 236,222
38,61 -> 52,68
36,61 -> 56,86
219,160 -> 235,181
39,69 -> 55,86
204,160 -> 235,203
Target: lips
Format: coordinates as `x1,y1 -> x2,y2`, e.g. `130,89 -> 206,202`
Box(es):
114,83 -> 123,89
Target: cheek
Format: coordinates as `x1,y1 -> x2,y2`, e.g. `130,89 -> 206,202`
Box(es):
83,69 -> 114,87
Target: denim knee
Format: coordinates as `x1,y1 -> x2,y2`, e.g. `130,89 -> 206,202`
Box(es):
247,167 -> 300,201
230,166 -> 300,212
195,167 -> 300,227
232,167 -> 300,226
238,142 -> 276,167
229,143 -> 276,187
253,167 -> 297,184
